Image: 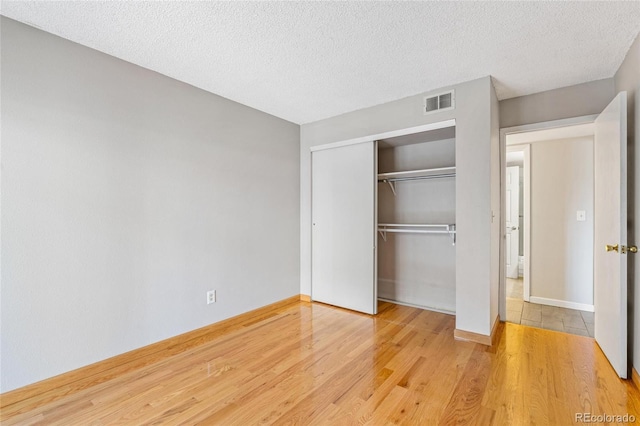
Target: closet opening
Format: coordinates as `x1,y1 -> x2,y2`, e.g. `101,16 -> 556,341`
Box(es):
376,125 -> 456,314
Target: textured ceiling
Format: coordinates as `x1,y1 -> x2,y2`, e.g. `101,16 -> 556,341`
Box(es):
2,1 -> 640,124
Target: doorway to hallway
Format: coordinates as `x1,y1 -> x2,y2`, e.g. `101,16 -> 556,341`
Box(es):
502,122 -> 596,338
500,94 -> 629,378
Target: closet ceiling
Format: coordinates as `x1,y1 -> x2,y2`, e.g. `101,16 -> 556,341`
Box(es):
378,127 -> 455,149
2,1 -> 639,124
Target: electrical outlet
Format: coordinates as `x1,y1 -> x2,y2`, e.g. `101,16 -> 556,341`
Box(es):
206,290 -> 216,304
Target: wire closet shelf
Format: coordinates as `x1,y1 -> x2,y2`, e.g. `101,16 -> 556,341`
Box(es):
378,166 -> 455,195
377,166 -> 456,245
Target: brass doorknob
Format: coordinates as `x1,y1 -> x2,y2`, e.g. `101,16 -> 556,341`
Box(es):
606,244 -> 619,252
625,245 -> 638,253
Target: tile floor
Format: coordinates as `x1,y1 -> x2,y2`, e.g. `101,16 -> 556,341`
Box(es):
506,278 -> 594,338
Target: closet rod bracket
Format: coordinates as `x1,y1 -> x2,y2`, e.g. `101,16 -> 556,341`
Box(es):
448,225 -> 456,246
383,179 -> 396,196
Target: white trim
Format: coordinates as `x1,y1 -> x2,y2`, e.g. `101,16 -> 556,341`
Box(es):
310,119 -> 456,152
499,123 -> 507,323
529,296 -> 594,313
501,115 -> 598,139
522,145 -> 531,302
378,297 -> 455,316
373,141 -> 378,314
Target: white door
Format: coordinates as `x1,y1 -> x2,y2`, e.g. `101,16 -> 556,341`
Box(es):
594,92 -> 628,378
506,166 -> 520,279
311,141 -> 377,315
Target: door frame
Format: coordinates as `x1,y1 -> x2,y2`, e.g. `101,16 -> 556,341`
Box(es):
499,114 -> 598,321
309,119 -> 456,153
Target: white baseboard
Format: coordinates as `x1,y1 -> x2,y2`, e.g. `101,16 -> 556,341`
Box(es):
529,296 -> 594,312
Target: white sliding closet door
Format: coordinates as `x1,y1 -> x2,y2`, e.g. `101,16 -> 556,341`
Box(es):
311,141 -> 377,315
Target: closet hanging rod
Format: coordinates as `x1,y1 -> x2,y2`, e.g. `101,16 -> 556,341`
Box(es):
377,224 -> 456,245
380,174 -> 456,183
378,229 -> 452,234
378,223 -> 452,229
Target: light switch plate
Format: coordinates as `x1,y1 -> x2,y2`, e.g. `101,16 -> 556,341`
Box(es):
577,210 -> 586,221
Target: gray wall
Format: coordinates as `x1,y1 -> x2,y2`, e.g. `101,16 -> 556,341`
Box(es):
1,18 -> 300,392
500,79 -> 615,128
529,137 -> 594,307
301,77 -> 500,337
614,31 -> 640,374
490,82 -> 501,327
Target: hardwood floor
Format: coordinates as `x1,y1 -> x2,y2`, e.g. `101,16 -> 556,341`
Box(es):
3,300 -> 640,425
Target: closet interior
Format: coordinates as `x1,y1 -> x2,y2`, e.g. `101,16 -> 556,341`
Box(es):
377,125 -> 456,314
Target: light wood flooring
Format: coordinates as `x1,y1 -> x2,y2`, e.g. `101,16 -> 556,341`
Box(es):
3,299 -> 640,425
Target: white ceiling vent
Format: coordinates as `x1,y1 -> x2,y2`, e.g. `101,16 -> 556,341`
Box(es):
423,90 -> 455,115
